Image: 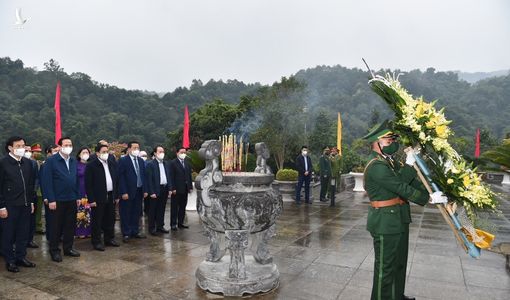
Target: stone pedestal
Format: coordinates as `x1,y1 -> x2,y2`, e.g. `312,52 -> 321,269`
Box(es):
196,256 -> 279,296
502,172 -> 510,185
350,172 -> 365,192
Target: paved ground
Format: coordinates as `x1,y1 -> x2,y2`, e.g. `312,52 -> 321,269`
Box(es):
0,184 -> 509,299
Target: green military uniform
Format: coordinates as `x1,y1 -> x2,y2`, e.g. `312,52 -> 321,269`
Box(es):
319,150 -> 332,201
363,122 -> 429,300
328,152 -> 342,206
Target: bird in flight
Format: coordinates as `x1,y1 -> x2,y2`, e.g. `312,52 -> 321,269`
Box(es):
15,8 -> 29,28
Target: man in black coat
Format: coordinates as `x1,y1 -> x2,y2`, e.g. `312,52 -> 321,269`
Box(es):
295,146 -> 313,204
145,145 -> 171,235
85,144 -> 120,251
0,136 -> 36,272
168,147 -> 193,231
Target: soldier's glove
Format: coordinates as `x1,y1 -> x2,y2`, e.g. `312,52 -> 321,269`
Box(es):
429,191 -> 448,204
404,147 -> 417,166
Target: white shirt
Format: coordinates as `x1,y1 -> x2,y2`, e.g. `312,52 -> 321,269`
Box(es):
99,159 -> 113,192
158,160 -> 167,185
59,152 -> 70,170
303,155 -> 308,171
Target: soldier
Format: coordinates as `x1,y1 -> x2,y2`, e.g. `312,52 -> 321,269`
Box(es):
362,121 -> 447,300
319,147 -> 331,202
328,147 -> 342,207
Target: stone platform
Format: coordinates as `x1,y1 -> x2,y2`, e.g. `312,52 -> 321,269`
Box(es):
0,185 -> 509,299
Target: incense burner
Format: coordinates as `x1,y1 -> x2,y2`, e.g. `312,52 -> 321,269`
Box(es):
195,140 -> 283,296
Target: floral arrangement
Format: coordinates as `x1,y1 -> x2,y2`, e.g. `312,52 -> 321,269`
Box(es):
369,74 -> 498,221
76,198 -> 91,228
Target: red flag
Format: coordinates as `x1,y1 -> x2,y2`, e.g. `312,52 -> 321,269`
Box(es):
474,128 -> 480,158
183,105 -> 190,148
54,81 -> 62,144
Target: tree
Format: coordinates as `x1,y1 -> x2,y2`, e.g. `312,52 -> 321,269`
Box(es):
308,110 -> 334,154
43,59 -> 64,73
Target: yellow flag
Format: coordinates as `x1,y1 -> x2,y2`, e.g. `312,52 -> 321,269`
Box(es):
337,112 -> 342,156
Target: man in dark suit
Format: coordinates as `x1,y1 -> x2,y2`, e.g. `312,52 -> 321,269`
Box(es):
295,146 -> 313,204
41,137 -> 81,262
145,145 -> 171,235
118,141 -> 148,242
0,136 -> 36,272
168,147 -> 193,231
85,143 -> 120,251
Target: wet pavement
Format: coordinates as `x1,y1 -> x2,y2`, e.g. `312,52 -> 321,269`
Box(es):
0,184 -> 509,299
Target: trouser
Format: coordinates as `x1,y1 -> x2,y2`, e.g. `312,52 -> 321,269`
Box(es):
143,195 -> 150,216
1,205 -> 31,264
330,177 -> 337,206
91,192 -> 116,246
370,229 -> 408,300
320,175 -> 330,200
170,192 -> 188,227
44,202 -> 53,241
27,199 -> 36,242
35,197 -> 43,232
119,188 -> 143,236
49,201 -> 77,254
296,174 -> 311,203
148,185 -> 168,231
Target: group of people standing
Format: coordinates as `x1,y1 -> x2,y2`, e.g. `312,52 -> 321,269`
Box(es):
294,145 -> 342,206
0,136 -> 193,272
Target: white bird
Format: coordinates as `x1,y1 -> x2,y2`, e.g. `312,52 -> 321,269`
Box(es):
15,8 -> 29,28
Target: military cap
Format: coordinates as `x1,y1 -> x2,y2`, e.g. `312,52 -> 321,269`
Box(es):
362,120 -> 399,142
31,143 -> 42,152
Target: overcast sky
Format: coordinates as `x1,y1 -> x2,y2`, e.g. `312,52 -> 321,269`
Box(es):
1,0 -> 509,92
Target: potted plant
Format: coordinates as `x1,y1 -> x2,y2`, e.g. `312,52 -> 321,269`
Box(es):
349,165 -> 365,192
274,168 -> 299,195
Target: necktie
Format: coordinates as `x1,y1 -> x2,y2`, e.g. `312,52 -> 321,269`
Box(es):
180,159 -> 185,169
134,158 -> 142,187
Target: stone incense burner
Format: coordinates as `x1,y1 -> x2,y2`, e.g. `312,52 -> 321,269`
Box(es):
194,140 -> 283,296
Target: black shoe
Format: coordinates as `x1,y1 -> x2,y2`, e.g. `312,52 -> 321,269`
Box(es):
133,233 -> 147,239
157,227 -> 170,233
122,235 -> 130,243
105,240 -> 120,247
178,224 -> 189,229
26,241 -> 39,248
6,263 -> 19,273
51,252 -> 62,263
149,230 -> 159,236
93,244 -> 105,251
171,226 -> 178,231
16,258 -> 36,267
403,296 -> 415,300
64,249 -> 81,257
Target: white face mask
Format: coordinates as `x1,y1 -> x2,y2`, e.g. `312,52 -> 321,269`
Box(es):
156,153 -> 165,160
61,147 -> 73,155
131,150 -> 140,157
99,153 -> 109,161
24,151 -> 32,159
81,154 -> 89,161
302,150 -> 308,156
178,153 -> 187,160
14,148 -> 26,158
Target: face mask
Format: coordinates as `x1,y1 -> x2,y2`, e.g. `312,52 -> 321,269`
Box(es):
302,151 -> 308,156
14,148 -> 26,157
61,147 -> 73,155
99,153 -> 109,161
380,142 -> 399,156
81,154 -> 89,161
24,151 -> 32,159
131,150 -> 140,157
156,153 -> 165,160
178,153 -> 187,160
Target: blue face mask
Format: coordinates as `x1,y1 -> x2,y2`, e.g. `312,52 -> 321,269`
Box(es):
380,142 -> 399,156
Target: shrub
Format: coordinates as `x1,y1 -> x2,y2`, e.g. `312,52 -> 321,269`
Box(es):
276,168 -> 298,181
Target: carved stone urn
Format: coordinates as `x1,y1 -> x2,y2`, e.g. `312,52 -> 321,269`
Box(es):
194,140 -> 283,296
